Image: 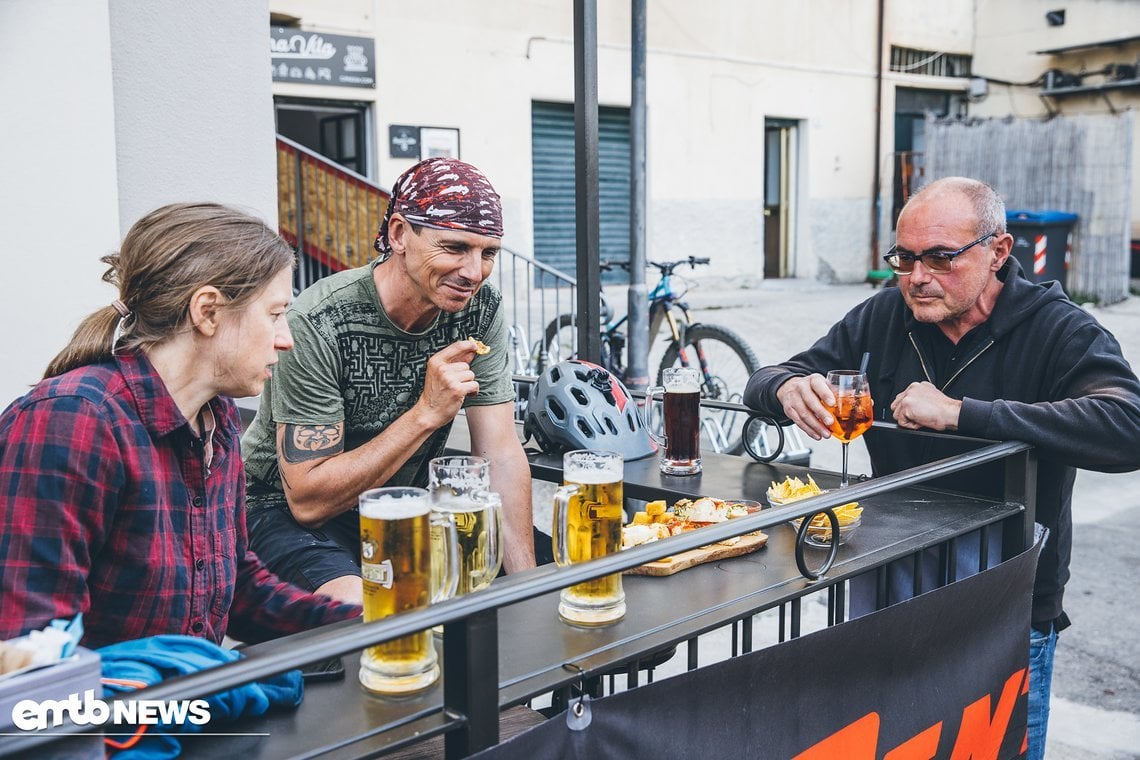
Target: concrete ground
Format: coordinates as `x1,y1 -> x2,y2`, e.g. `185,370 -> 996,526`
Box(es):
532,276 -> 1140,758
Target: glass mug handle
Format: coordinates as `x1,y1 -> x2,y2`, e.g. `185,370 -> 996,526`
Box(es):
480,492 -> 504,580
430,511 -> 460,602
644,385 -> 667,449
552,484 -> 582,567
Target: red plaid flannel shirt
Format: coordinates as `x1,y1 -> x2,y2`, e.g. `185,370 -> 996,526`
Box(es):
0,350 -> 359,648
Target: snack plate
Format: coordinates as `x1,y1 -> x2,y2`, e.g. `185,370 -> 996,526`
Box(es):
624,501 -> 767,576
624,530 -> 769,576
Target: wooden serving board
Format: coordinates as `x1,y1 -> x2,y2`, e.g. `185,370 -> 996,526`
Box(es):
624,531 -> 768,576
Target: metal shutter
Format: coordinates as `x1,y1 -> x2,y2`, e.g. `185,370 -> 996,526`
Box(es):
531,101 -> 630,284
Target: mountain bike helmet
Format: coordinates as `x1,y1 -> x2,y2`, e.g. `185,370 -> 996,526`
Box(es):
524,360 -> 657,460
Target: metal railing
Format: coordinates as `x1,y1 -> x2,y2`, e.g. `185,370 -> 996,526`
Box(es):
276,135 -> 391,293
490,249 -> 577,381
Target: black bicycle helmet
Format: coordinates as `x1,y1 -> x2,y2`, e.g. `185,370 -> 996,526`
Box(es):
524,360 -> 657,461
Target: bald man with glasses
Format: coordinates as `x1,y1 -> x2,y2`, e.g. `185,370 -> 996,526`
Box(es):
744,176 -> 1140,759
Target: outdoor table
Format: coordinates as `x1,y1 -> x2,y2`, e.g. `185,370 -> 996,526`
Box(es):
170,434 -> 1026,758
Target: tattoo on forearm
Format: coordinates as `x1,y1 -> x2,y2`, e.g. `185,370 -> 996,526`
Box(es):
282,423 -> 344,463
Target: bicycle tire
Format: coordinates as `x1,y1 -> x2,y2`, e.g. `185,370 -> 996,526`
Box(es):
657,323 -> 761,455
543,313 -> 577,367
543,314 -> 622,376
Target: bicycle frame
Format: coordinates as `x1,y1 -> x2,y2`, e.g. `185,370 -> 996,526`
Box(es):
605,270 -> 693,377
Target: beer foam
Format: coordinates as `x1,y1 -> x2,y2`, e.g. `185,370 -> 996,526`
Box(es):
360,495 -> 429,519
665,382 -> 701,393
564,465 -> 622,484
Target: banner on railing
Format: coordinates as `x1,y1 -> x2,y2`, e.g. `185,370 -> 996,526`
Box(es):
476,535 -> 1043,759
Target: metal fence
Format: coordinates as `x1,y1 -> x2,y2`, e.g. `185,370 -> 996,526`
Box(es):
923,111 -> 1134,304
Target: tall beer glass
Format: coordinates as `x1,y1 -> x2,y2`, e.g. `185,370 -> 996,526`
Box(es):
646,366 -> 702,475
428,456 -> 499,591
552,450 -> 626,626
358,487 -> 458,695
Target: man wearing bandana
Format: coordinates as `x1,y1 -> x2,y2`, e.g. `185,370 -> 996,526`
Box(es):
242,158 -> 536,603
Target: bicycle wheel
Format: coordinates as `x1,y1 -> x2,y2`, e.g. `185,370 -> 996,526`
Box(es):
543,314 -> 577,366
657,323 -> 760,455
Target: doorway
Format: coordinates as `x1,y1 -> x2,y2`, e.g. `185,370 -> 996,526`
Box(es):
764,119 -> 798,279
275,97 -> 372,177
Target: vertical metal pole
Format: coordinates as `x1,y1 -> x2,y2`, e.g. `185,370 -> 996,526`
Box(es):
294,153 -> 307,290
868,0 -> 885,268
625,0 -> 649,389
1003,448 -> 1037,560
443,611 -> 499,759
574,0 -> 602,363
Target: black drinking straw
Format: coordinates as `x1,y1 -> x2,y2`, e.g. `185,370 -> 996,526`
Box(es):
858,351 -> 870,375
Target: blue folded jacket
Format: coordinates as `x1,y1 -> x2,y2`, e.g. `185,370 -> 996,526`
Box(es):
98,635 -> 303,759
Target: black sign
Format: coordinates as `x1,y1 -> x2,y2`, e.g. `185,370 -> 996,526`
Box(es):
389,125 -> 420,158
270,28 -> 375,88
475,536 -> 1043,760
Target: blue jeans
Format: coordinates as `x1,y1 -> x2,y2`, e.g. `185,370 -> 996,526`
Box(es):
1026,623 -> 1058,760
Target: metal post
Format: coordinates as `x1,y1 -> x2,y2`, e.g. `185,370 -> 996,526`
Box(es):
443,610 -> 500,759
626,0 -> 649,389
1003,448 -> 1038,560
574,0 -> 602,363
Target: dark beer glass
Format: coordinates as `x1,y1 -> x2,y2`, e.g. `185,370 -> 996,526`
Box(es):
647,367 -> 702,475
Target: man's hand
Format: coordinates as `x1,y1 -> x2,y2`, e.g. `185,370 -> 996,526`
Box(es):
775,374 -> 836,441
890,381 -> 961,431
416,341 -> 482,428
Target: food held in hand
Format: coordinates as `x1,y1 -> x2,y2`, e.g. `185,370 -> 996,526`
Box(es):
469,337 -> 490,355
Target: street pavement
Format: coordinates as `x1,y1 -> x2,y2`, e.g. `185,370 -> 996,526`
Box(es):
677,277 -> 1140,759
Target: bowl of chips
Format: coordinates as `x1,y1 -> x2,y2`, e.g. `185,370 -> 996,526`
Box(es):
766,475 -> 825,506
790,502 -> 863,547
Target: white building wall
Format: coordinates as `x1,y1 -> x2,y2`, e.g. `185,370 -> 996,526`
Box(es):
0,0 -> 280,405
970,0 -> 1140,238
0,0 -> 121,404
108,0 -> 278,231
272,0 -> 886,284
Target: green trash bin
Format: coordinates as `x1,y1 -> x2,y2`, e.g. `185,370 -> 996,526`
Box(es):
1006,210 -> 1077,290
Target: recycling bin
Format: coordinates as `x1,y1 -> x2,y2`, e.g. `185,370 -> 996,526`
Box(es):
1006,210 -> 1078,289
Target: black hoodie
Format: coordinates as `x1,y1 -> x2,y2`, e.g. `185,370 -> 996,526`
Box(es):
744,257 -> 1140,625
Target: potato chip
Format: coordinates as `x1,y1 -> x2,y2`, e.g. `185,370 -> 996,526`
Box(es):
469,337 -> 490,355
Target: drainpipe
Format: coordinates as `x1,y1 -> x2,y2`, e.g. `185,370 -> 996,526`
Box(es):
869,0 -> 886,269
626,0 -> 649,390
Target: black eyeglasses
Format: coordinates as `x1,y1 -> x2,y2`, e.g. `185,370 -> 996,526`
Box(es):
883,231 -> 999,275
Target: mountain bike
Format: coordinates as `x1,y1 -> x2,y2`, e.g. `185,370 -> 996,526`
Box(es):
539,256 -> 790,458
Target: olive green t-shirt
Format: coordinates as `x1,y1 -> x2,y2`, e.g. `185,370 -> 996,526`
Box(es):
242,261 -> 513,507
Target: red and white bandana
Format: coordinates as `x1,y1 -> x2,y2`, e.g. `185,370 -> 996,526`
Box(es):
374,157 -> 503,255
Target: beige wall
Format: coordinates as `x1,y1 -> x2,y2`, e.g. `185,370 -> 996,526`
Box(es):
0,0 -> 281,405
272,0 -> 892,285
0,0 -> 121,404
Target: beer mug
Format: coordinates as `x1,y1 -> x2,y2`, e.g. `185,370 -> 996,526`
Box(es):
358,487 -> 458,695
646,366 -> 702,475
552,450 -> 626,626
428,457 -> 500,593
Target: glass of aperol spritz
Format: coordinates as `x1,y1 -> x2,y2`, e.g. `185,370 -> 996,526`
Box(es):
826,370 -> 873,487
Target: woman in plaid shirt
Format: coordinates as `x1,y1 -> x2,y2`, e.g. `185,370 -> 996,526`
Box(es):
0,203 -> 361,648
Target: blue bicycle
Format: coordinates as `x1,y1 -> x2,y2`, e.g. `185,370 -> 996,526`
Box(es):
541,256 -> 766,455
